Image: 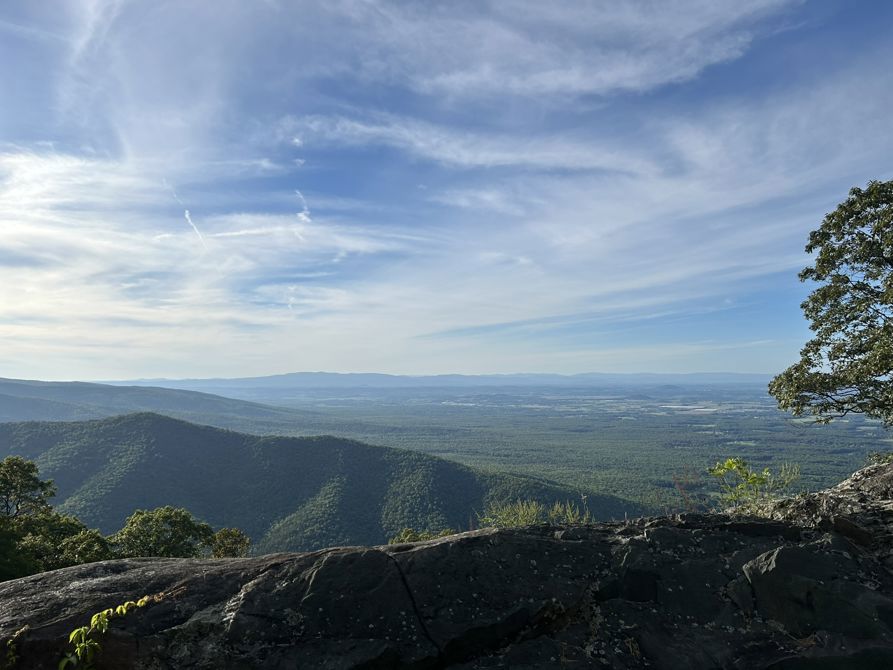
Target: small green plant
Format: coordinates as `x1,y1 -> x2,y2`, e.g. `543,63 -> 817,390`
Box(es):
388,527 -> 456,544
478,499 -> 546,528
867,452 -> 893,466
58,595 -> 158,669
547,500 -> 592,525
1,626 -> 27,669
708,457 -> 799,515
478,498 -> 593,528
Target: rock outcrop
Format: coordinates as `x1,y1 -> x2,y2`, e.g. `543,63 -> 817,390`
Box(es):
1,462 -> 892,669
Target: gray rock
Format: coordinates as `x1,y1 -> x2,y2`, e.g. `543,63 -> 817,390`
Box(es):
1,463 -> 893,669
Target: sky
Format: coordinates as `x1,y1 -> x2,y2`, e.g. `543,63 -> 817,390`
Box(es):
1,0 -> 892,380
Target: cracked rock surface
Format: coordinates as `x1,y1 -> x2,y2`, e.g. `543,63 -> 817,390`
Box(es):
2,462 -> 892,669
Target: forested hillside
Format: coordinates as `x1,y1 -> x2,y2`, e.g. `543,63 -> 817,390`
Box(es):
0,414 -> 640,552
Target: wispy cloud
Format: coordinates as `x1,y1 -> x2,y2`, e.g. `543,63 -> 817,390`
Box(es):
1,0 -> 890,378
322,0 -> 803,99
289,114 -> 656,175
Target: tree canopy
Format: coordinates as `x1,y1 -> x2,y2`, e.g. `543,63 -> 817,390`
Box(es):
0,456 -> 251,581
113,506 -> 216,559
210,527 -> 251,558
769,179 -> 893,425
0,456 -> 56,518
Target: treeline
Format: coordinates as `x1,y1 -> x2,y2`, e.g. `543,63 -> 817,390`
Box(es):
0,456 -> 249,582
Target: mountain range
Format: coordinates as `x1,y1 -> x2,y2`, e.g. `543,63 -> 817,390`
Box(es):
0,377 -> 302,422
108,371 -> 771,395
0,376 -> 346,437
0,413 -> 643,552
114,371 -> 773,387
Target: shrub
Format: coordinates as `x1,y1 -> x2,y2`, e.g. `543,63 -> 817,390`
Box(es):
387,527 -> 456,544
547,500 -> 592,524
478,499 -> 546,527
708,457 -> 799,515
478,498 -> 594,528
211,527 -> 251,558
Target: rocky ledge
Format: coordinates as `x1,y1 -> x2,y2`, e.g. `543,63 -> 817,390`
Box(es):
2,463 -> 893,669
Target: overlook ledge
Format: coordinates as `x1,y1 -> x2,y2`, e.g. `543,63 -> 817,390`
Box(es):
2,462 -> 892,669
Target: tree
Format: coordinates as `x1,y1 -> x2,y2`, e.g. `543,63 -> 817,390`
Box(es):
210,527 -> 251,558
0,456 -> 56,518
112,506 -> 214,558
0,456 -> 252,580
769,179 -> 893,424
0,518 -> 36,581
13,511 -> 96,572
58,529 -> 114,567
0,458 -> 116,579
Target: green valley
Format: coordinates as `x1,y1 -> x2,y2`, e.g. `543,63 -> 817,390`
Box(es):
0,413 -> 635,553
2,376 -> 890,510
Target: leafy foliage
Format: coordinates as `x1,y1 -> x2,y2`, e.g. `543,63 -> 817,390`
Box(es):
59,595 -> 157,670
867,451 -> 893,466
1,627 -> 26,670
58,530 -> 114,566
211,527 -> 251,558
0,520 -> 35,583
477,498 -> 592,528
0,456 -> 56,518
112,506 -> 214,558
547,499 -> 593,524
0,459 -> 110,578
0,456 -> 249,581
12,511 -> 111,572
388,527 -> 456,544
478,499 -> 546,527
769,179 -> 893,425
708,457 -> 799,514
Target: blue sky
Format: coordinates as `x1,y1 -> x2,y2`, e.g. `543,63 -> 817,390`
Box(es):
1,0 -> 892,380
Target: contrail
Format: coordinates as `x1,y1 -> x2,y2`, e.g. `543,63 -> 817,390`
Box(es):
295,189 -> 312,223
163,178 -> 186,206
164,178 -> 207,249
184,209 -> 208,249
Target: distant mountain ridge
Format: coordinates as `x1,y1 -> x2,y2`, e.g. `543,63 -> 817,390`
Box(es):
0,377 -> 324,433
110,371 -> 773,389
0,413 -> 643,552
98,371 -> 773,407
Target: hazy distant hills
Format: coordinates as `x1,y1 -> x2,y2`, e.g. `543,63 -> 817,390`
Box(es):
0,413 -> 642,552
0,377 -> 320,432
0,376 -> 492,440
106,371 -> 772,405
115,371 -> 773,390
